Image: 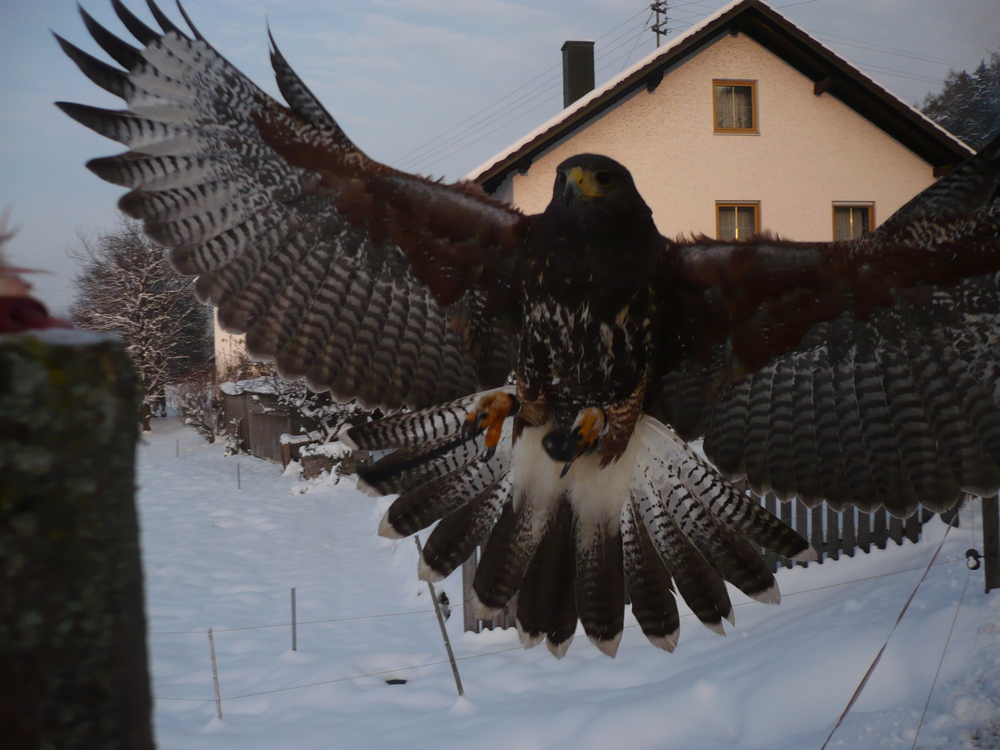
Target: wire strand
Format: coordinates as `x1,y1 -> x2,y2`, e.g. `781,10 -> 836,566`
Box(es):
819,515 -> 960,750
909,565 -> 973,750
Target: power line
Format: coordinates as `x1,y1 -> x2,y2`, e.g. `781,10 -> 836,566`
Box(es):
816,35 -> 976,71
857,62 -> 945,86
392,6 -> 653,171
814,30 -> 976,70
403,16 -> 655,173
621,11 -> 655,71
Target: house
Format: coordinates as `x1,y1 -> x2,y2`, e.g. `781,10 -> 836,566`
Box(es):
468,0 -> 973,243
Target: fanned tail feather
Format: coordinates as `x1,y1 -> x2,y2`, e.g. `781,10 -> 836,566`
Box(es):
631,481 -> 733,632
574,510 -> 626,656
514,497 -> 578,657
622,500 -> 679,651
627,417 -> 817,637
639,418 -> 814,561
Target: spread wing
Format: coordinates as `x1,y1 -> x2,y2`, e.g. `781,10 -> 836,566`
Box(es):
56,0 -> 524,410
649,133 -> 1000,516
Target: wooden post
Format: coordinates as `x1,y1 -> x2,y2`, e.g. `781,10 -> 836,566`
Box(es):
810,504 -> 824,563
414,538 -> 463,697
873,508 -> 888,550
794,499 -> 809,567
0,332 -> 152,749
983,495 -> 1000,594
291,588 -> 297,651
780,497 -> 793,568
462,552 -> 479,633
842,508 -> 856,557
208,629 -> 222,720
761,494 -> 778,571
826,504 -> 840,561
889,515 -> 904,546
857,511 -> 871,554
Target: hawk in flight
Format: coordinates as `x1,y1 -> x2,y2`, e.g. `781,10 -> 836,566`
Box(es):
59,1 -> 1000,657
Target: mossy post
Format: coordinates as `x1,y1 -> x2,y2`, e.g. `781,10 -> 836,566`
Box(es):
0,331 -> 153,749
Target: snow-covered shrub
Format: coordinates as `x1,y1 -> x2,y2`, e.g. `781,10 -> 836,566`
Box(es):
175,369 -> 222,443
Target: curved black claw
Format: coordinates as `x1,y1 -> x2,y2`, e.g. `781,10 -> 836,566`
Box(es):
462,410 -> 488,441
542,427 -> 578,463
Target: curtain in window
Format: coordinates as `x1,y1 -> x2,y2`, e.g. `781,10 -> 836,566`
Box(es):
718,205 -> 756,240
716,85 -> 753,129
834,206 -> 870,240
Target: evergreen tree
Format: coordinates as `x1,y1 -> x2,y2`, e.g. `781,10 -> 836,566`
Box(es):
922,51 -> 1000,150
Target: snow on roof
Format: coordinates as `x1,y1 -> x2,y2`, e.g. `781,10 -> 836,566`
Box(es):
466,0 -> 970,183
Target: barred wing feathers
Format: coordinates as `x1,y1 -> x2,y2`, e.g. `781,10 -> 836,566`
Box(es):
57,1 -> 522,410
652,133 -> 1000,516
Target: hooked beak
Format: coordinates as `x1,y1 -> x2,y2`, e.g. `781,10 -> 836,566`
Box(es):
563,166 -> 602,206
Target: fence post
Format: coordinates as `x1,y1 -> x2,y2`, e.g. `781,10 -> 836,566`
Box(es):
0,332 -> 152,748
414,538 -> 463,697
810,504 -> 824,563
291,588 -> 297,651
208,629 -> 222,720
983,495 -> 1000,594
462,553 -> 479,633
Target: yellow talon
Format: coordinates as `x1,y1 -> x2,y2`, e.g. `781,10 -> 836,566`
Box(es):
573,407 -> 606,449
463,392 -> 520,455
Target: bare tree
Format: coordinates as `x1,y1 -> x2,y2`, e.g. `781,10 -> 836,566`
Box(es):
70,217 -> 212,428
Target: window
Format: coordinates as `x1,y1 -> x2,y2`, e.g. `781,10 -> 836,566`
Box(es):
717,202 -> 760,240
833,203 -> 874,240
714,80 -> 757,133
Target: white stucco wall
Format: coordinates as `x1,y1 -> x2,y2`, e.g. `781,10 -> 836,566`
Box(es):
214,310 -> 247,379
507,32 -> 936,241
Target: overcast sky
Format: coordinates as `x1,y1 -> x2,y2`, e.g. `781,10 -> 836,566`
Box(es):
1,0 -> 997,313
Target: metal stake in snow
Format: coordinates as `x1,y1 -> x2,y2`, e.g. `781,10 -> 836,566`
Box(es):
414,537 -> 463,697
175,438 -> 179,459
291,588 -> 297,651
237,462 -> 241,490
207,628 -> 222,720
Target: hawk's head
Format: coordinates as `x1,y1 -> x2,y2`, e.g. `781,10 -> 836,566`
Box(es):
548,154 -> 649,224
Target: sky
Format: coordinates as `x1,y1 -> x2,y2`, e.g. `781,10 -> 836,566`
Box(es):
0,0 -> 997,314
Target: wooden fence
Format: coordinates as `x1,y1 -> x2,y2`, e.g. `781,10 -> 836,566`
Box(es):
461,494 -> 967,634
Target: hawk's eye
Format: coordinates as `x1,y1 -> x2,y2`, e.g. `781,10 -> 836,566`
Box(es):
595,172 -> 614,186
556,172 -> 567,185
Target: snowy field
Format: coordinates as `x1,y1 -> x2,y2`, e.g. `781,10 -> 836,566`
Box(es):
137,418 -> 1000,750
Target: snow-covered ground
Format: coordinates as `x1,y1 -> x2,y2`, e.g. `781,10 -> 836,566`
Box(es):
138,418 -> 1000,750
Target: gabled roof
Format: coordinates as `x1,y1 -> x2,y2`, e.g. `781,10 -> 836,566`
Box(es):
469,0 -> 973,192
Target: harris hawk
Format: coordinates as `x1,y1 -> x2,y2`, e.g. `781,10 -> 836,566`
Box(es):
58,1 -> 1000,658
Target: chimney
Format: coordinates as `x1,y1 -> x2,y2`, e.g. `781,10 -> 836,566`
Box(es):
561,40 -> 595,108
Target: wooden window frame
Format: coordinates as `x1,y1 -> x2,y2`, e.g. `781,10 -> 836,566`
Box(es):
831,202 -> 875,241
716,201 -> 761,240
713,79 -> 758,134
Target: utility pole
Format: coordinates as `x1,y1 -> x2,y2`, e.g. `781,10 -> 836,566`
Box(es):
650,1 -> 669,47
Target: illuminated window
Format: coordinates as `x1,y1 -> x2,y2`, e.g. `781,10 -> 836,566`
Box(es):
714,80 -> 757,133
833,204 -> 874,240
717,203 -> 760,240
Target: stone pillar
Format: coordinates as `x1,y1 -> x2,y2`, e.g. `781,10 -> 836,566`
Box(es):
0,331 -> 153,750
